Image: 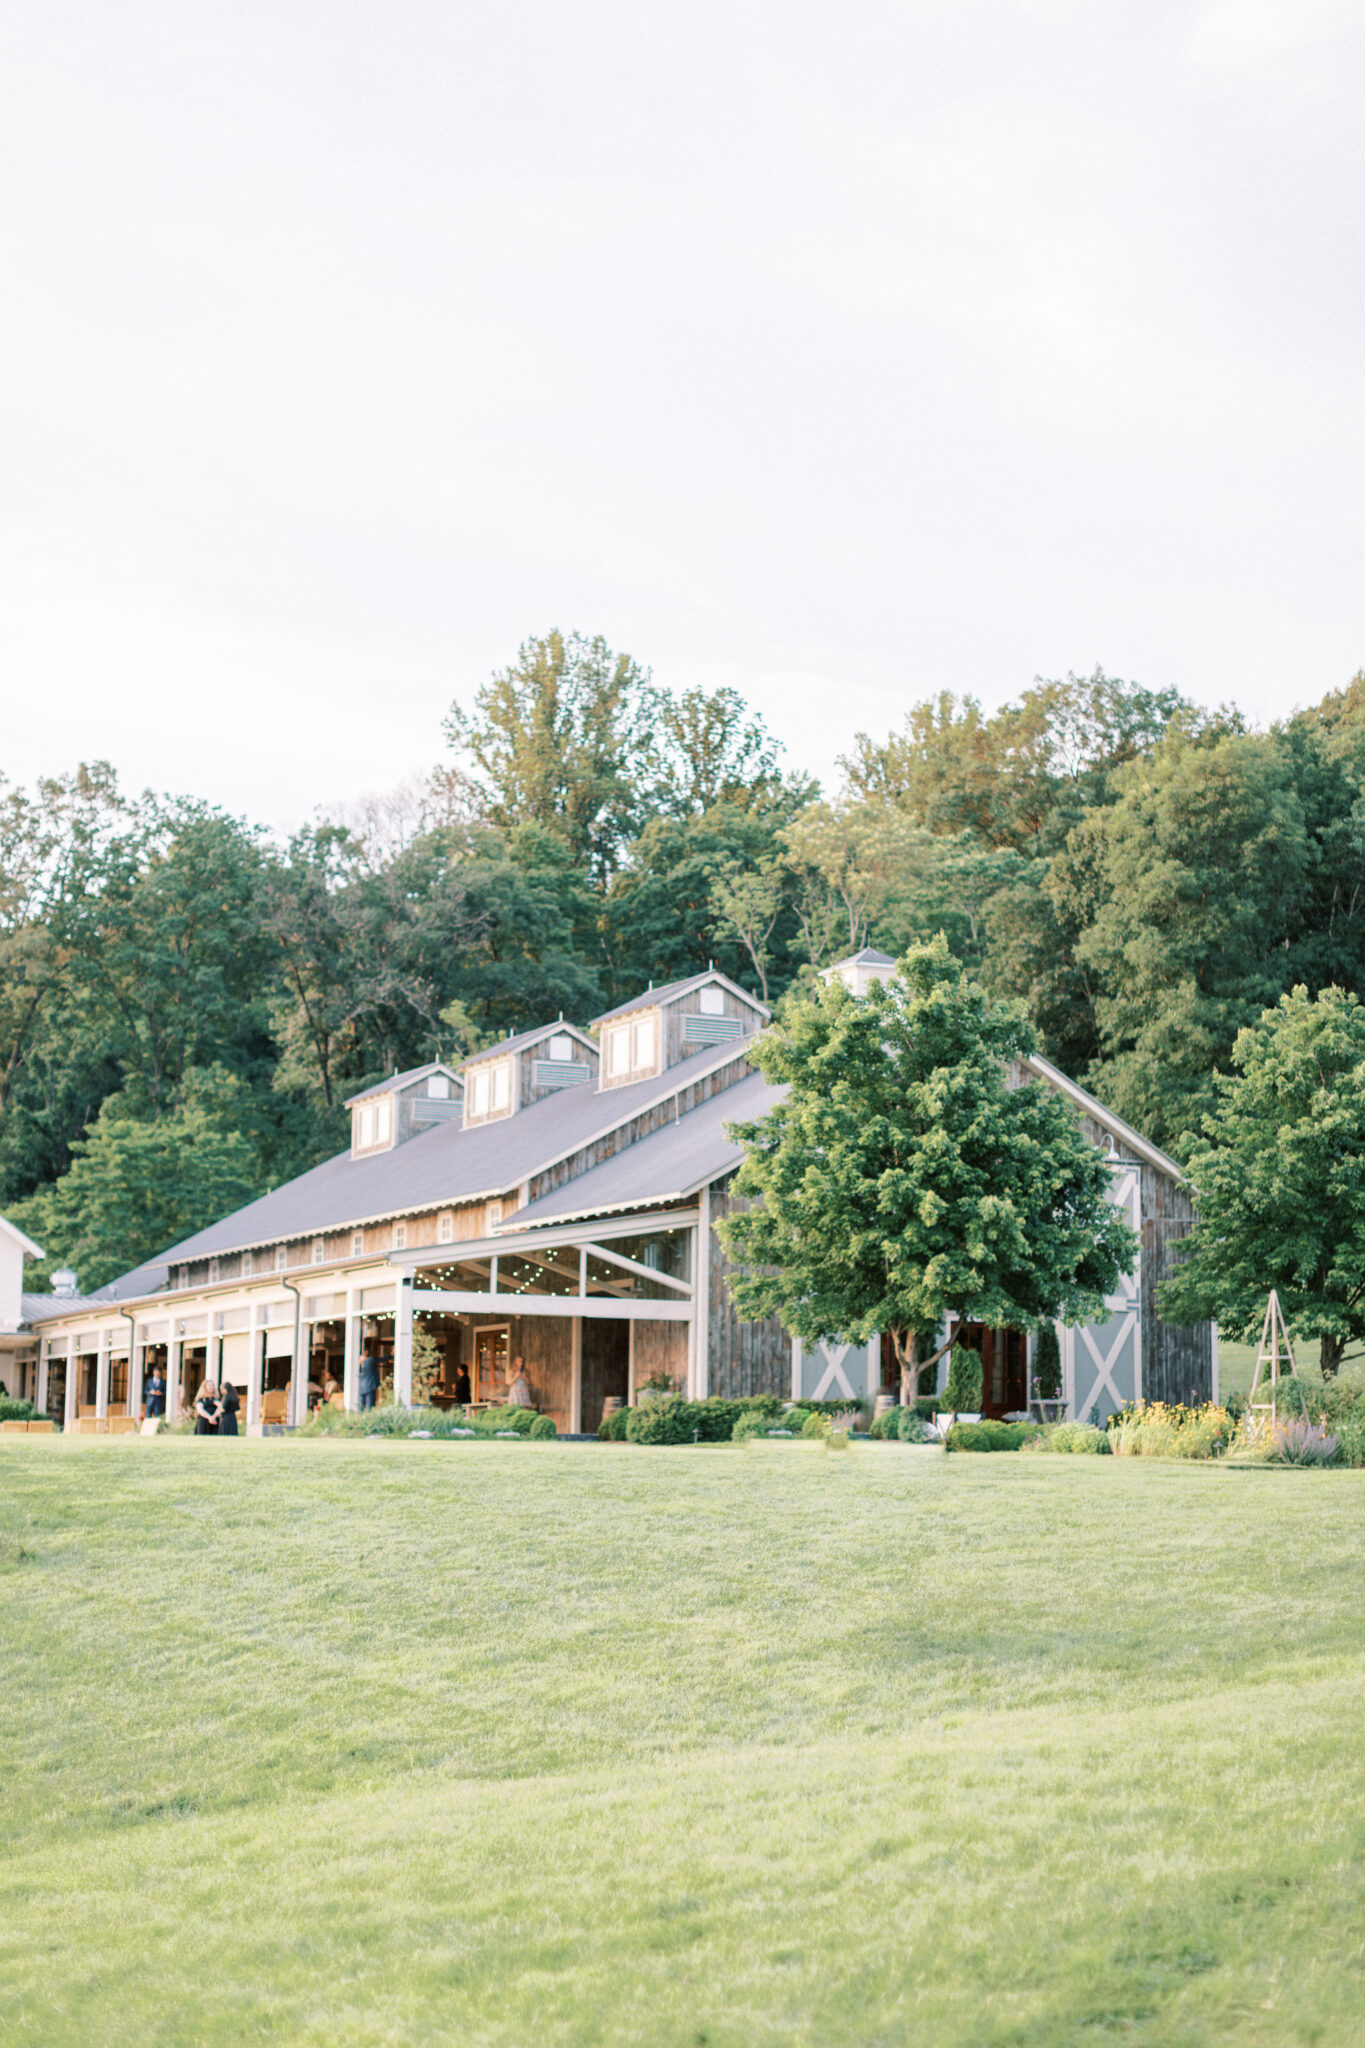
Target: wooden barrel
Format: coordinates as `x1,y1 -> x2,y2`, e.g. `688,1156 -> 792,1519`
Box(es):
873,1393 -> 898,1420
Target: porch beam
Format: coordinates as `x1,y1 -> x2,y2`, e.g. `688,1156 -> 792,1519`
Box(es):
407,1288 -> 692,1322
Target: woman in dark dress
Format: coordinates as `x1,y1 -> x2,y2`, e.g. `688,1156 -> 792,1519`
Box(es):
453,1362 -> 472,1406
193,1381 -> 221,1434
218,1381 -> 240,1436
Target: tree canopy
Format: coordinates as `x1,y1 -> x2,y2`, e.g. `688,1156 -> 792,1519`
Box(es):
10,634 -> 1365,1296
1160,984 -> 1365,1376
718,938 -> 1138,1396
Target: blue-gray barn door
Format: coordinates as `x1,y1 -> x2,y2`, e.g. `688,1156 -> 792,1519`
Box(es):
1066,1165 -> 1142,1423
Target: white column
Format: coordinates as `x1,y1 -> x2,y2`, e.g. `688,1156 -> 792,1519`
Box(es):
393,1281 -> 413,1406
343,1289 -> 360,1409
570,1315 -> 582,1434
627,1317 -> 636,1403
693,1192 -> 711,1399
1211,1322 -> 1220,1406
36,1338 -> 49,1417
292,1322 -> 313,1427
246,1303 -> 262,1429
95,1329 -> 111,1420
865,1335 -> 880,1399
168,1338 -> 183,1425
129,1332 -> 145,1419
64,1346 -> 78,1430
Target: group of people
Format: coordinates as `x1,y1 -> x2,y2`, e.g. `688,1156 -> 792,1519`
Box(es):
191,1379 -> 241,1435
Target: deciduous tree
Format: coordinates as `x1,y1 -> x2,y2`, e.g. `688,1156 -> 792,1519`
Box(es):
719,938 -> 1137,1400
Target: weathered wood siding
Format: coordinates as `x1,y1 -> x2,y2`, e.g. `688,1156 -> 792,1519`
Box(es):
706,1173 -> 791,1400
459,1310 -> 574,1430
660,986 -> 763,1068
631,1318 -> 688,1394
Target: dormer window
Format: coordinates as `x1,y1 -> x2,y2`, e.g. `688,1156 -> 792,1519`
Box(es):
699,986 -> 725,1016
548,1033 -> 573,1061
376,1098 -> 392,1142
312,1239 -> 325,1266
427,1075 -> 450,1099
358,1105 -> 375,1148
469,1060 -> 512,1119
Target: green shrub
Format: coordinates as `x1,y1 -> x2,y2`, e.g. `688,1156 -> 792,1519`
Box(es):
945,1419 -> 1036,1453
868,1409 -> 899,1440
800,1411 -> 829,1439
597,1406 -> 630,1441
1333,1411 -> 1365,1467
944,1346 -> 983,1412
911,1394 -> 944,1420
896,1405 -> 935,1443
529,1414 -> 557,1439
626,1398 -> 701,1446
1033,1325 -> 1062,1400
0,1394 -> 37,1423
1021,1421 -> 1111,1455
475,1405 -> 538,1437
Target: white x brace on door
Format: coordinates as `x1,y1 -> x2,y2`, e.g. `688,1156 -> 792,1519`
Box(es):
1065,1164 -> 1141,1422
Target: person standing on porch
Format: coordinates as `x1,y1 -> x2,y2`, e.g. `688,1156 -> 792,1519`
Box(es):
193,1381 -> 221,1434
144,1363 -> 166,1420
506,1357 -> 532,1407
218,1380 -> 240,1436
358,1337 -> 380,1412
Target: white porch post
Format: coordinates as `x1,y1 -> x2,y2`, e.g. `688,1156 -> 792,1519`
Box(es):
246,1303 -> 262,1429
64,1345 -> 78,1429
129,1332 -> 145,1419
693,1191 -> 711,1399
627,1318 -> 636,1403
343,1288 -> 360,1410
168,1336 -> 183,1424
293,1321 -> 312,1427
1211,1322 -> 1220,1406
569,1315 -> 582,1434
790,1337 -> 803,1402
95,1329 -> 110,1420
394,1281 -> 413,1406
36,1338 -> 49,1417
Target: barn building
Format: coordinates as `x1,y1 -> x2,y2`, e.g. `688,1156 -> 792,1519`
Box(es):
1,956 -> 1214,1431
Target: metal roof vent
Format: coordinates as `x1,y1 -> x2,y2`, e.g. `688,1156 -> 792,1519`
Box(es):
52,1267 -> 79,1299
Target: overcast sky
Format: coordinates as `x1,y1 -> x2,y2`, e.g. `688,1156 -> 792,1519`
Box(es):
4,1 -> 1363,831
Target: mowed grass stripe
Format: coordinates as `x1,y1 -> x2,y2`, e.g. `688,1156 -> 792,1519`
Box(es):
1,1440 -> 1363,2045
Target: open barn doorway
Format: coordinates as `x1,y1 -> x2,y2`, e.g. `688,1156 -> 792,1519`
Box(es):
581,1321 -> 628,1434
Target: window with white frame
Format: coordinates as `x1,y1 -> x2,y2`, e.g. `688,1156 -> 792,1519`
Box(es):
470,1068 -> 490,1115
375,1098 -> 392,1143
438,1212 -> 453,1244
312,1239 -> 324,1266
487,1199 -> 503,1228
548,1032 -> 573,1061
208,1258 -> 220,1284
394,1223 -> 407,1251
275,1247 -> 287,1272
428,1074 -> 450,1098
607,1024 -> 630,1076
357,1105 -> 375,1148
242,1251 -> 253,1279
352,1231 -> 364,1256
699,985 -> 725,1015
631,1015 -> 656,1068
490,1061 -> 511,1110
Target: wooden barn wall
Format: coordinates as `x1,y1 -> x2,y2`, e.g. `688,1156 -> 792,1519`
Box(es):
1139,1168 -> 1212,1405
632,1319 -> 688,1392
460,1310 -> 574,1431
706,1175 -> 791,1400
525,1054 -> 754,1204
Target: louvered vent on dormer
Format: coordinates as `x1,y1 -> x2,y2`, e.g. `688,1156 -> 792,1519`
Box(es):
681,1013 -> 746,1045
532,1058 -> 594,1089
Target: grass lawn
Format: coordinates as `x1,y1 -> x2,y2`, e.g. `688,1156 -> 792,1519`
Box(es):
3,1439 -> 1364,2047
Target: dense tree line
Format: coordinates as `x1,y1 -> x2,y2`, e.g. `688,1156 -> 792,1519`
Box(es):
6,628 -> 1365,1289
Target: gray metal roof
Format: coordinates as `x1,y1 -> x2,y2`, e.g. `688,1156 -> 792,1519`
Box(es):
459,1021 -> 597,1068
591,970 -> 769,1027
123,1040 -> 757,1278
21,1287 -> 126,1325
502,1070 -> 784,1230
842,947 -> 895,966
344,1062 -> 463,1107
